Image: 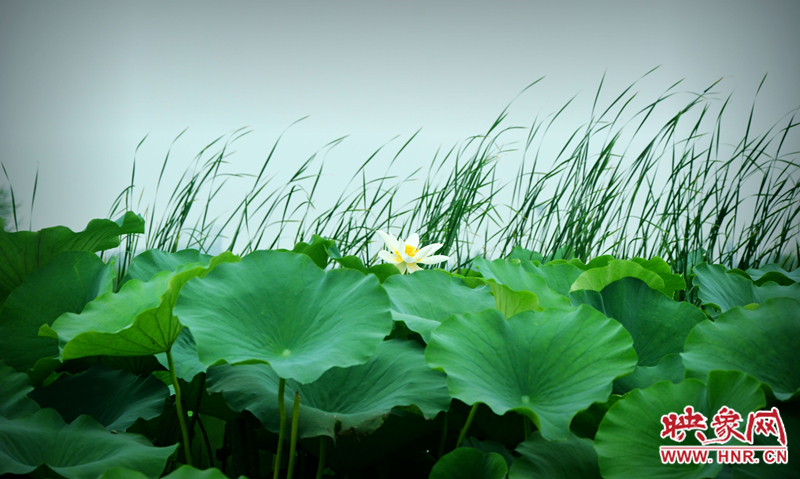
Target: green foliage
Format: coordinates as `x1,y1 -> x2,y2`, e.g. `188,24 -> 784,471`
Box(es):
425,307 -> 637,441
429,448 -> 508,479
682,297 -> 800,400
595,371 -> 766,479
0,409 -> 176,478
206,340 -> 450,440
174,250 -> 393,383
2,73 -> 800,476
0,212 -> 143,305
0,251 -> 114,371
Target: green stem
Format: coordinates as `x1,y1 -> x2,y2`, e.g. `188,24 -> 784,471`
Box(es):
315,437 -> 327,479
273,378 -> 286,479
456,403 -> 479,449
437,412 -> 449,458
287,390 -> 302,479
523,416 -> 531,440
167,349 -> 193,466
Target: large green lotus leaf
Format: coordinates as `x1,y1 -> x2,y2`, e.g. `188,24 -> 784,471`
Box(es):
472,257 -> 572,309
174,250 -> 393,384
0,408 -> 176,479
570,259 -> 666,295
207,340 -> 449,440
425,307 -> 637,440
507,246 -> 544,263
27,364 -> 167,431
285,234 -> 338,269
488,282 -> 543,318
0,251 -> 114,371
693,263 -> 800,313
745,263 -> 800,286
594,370 -> 765,479
334,255 -> 401,283
429,448 -> 508,479
524,260 -> 584,297
382,270 -> 496,342
631,256 -> 686,297
570,277 -> 703,392
567,255 -> 616,271
508,432 -> 601,479
0,360 -> 39,418
614,353 -> 686,393
123,249 -> 212,284
41,252 -> 238,359
681,298 -> 800,400
571,277 -> 703,367
0,212 -> 143,305
462,438 -> 516,469
98,465 -> 245,479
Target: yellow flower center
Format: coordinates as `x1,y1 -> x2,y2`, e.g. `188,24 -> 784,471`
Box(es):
394,244 -> 419,261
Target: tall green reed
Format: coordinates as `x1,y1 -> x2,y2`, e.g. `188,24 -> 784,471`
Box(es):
105,72 -> 799,286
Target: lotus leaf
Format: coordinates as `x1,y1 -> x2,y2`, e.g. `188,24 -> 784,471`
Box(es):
693,263 -> 800,313
123,249 -> 213,285
0,251 -> 114,371
382,270 -> 496,341
594,370 -> 766,479
425,307 -> 637,440
206,339 -> 450,440
0,408 -> 175,479
174,250 -> 393,384
570,259 -> 666,295
509,432 -> 601,479
27,363 -> 168,431
570,277 -> 704,392
429,448 -> 508,479
334,254 -> 400,283
98,466 -> 244,479
42,252 -> 237,359
682,297 -> 800,400
0,360 -> 39,418
0,212 -> 143,305
472,257 -> 571,309
630,256 -> 686,297
745,263 -> 800,286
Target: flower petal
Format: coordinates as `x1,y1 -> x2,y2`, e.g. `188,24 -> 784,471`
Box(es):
413,244 -> 435,260
418,254 -> 449,265
406,233 -> 420,249
407,262 -> 422,274
421,243 -> 444,256
378,250 -> 402,264
395,262 -> 407,274
376,230 -> 400,253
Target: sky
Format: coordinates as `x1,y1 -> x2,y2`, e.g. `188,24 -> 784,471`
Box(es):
1,0 -> 798,249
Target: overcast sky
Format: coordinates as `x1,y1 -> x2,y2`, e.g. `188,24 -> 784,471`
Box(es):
1,0 -> 798,240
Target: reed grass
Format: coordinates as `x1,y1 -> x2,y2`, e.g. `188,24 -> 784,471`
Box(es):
93,72 -> 800,286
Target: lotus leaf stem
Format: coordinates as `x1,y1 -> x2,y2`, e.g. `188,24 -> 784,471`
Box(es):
456,403 -> 479,449
167,349 -> 193,466
315,436 -> 328,479
286,390 -> 302,479
437,412 -> 449,458
273,377 -> 287,479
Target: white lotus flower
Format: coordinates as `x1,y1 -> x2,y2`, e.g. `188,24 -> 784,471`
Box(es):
376,230 -> 449,274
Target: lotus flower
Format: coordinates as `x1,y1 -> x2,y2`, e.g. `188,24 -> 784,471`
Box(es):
376,230 -> 449,274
